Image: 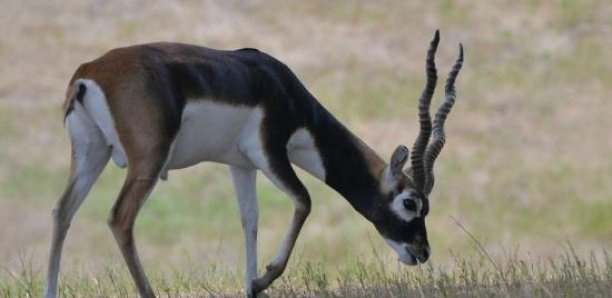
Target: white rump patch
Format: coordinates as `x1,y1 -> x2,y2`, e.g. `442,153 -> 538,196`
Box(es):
76,79 -> 127,168
65,102 -> 110,179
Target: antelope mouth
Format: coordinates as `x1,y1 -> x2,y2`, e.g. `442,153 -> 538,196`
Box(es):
384,239 -> 419,266
398,249 -> 418,266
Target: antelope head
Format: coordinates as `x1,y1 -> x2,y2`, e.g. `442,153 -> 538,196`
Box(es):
370,30 -> 464,265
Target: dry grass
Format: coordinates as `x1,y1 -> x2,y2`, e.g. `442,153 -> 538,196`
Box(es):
1,0 -> 611,296
1,248 -> 611,297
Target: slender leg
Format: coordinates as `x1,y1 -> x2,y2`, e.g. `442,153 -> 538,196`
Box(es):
108,167 -> 162,298
230,166 -> 259,297
45,110 -> 110,298
243,147 -> 311,296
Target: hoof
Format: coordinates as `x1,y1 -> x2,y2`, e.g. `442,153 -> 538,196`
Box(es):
250,279 -> 267,298
249,263 -> 285,297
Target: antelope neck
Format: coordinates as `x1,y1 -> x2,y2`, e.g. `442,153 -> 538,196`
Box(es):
307,106 -> 386,218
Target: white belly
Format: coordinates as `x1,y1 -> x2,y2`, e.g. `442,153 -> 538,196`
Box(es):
163,100 -> 326,181
166,101 -> 258,169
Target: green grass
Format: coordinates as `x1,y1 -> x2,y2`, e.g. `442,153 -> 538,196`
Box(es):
1,248 -> 610,297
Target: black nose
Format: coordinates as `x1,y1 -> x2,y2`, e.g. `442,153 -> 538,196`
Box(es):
423,247 -> 430,260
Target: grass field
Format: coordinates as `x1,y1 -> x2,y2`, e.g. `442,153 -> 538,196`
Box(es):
1,0 -> 611,297
2,248 -> 611,297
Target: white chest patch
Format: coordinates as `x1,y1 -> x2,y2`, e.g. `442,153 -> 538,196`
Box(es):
287,128 -> 326,181
166,101 -> 257,169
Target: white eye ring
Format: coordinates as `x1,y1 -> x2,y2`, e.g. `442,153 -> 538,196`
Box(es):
391,191 -> 418,222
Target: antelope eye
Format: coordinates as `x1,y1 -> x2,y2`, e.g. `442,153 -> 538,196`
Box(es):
403,199 -> 417,211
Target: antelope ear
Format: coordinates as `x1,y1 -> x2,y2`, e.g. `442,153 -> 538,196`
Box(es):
390,145 -> 409,177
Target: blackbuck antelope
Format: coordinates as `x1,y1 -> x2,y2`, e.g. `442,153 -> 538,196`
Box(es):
45,30 -> 463,298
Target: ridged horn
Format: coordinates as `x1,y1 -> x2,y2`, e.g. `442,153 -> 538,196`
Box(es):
410,30 -> 439,193
423,43 -> 464,195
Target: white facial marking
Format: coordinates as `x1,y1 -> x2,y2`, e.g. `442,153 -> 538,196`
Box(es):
415,196 -> 423,217
390,190 -> 423,222
384,238 -> 417,266
77,79 -> 127,168
287,128 -> 326,181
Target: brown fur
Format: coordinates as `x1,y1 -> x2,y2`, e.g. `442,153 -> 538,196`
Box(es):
67,46 -> 174,173
357,140 -> 388,187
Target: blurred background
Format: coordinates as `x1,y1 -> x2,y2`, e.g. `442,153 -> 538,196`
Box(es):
0,0 -> 610,276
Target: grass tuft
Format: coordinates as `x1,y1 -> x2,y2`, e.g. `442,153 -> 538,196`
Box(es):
1,247 -> 610,297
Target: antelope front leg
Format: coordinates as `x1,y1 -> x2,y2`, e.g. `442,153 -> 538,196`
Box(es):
238,121 -> 313,296
245,153 -> 311,296
230,166 -> 259,296
251,204 -> 310,295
